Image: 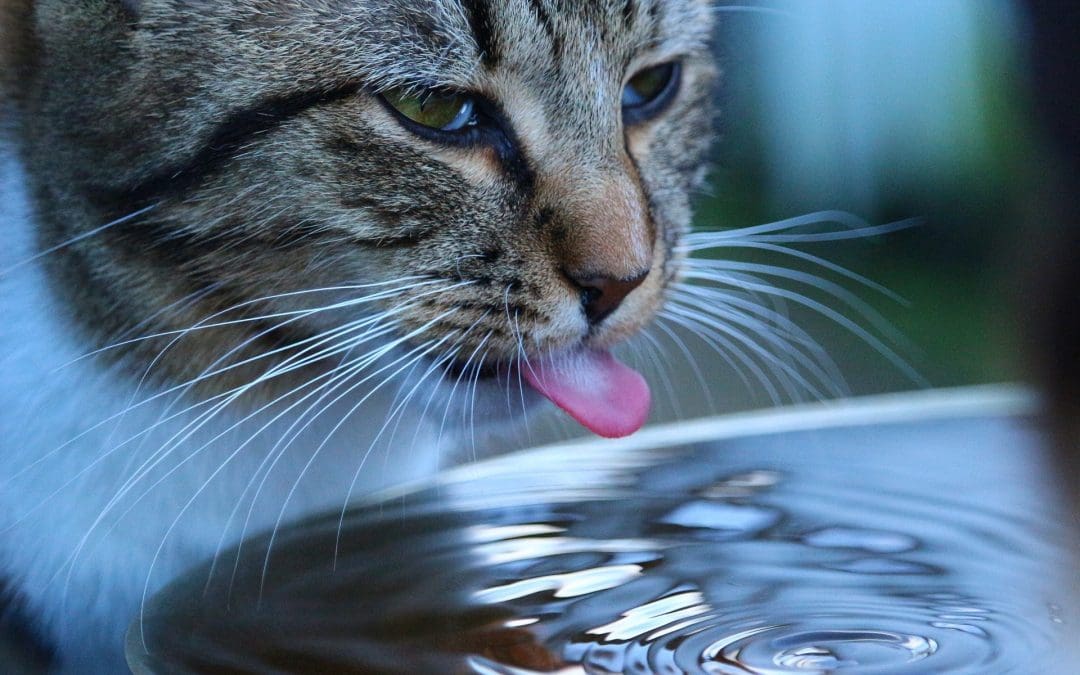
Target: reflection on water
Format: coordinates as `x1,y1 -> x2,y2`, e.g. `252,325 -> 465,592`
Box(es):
128,391 -> 1078,674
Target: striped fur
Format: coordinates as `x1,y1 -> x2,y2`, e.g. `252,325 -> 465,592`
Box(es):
0,1 -> 717,671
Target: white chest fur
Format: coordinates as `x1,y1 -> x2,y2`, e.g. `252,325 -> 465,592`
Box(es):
0,148 -> 449,673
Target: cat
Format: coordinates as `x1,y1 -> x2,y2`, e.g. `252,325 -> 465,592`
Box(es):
0,1 -> 719,671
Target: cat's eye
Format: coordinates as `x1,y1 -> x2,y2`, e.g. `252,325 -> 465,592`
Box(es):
622,62 -> 681,125
382,88 -> 478,133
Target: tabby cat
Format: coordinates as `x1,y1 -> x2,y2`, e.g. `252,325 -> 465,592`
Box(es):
0,0 -> 717,671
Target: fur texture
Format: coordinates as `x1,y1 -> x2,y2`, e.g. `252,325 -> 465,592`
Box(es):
0,1 -> 717,671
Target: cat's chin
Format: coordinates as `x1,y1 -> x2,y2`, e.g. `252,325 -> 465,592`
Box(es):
430,370 -> 550,445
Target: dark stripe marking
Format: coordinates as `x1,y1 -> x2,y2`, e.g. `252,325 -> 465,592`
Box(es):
648,1 -> 662,42
462,0 -> 500,67
622,0 -> 637,28
526,0 -> 562,64
108,83 -> 362,206
473,100 -> 537,200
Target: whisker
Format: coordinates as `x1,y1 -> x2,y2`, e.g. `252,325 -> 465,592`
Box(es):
671,301 -> 824,401
204,341 -> 364,597
680,242 -> 907,305
669,284 -> 847,392
656,311 -> 759,398
710,4 -> 798,19
62,277 -> 438,367
502,286 -> 532,439
118,300 -> 461,522
467,338 -> 494,462
123,296 -> 467,623
665,292 -> 842,399
0,204 -> 160,277
257,332 -> 458,602
677,271 -> 924,384
660,305 -> 794,404
402,310 -> 494,478
0,313 -> 398,510
686,216 -> 920,245
326,342 -> 464,572
644,320 -> 717,410
681,264 -> 901,341
7,278 -> 460,497
634,330 -> 682,419
54,284 -> 471,594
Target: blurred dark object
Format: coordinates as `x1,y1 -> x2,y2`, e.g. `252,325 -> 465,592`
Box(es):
1025,2 -> 1080,163
0,582 -> 51,674
1022,0 -> 1079,506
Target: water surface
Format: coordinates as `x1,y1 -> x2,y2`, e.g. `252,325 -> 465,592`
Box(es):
129,389 -> 1079,674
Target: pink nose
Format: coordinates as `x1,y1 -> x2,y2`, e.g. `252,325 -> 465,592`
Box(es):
567,269 -> 649,325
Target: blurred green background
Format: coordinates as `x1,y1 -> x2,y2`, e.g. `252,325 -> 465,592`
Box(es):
655,0 -> 1045,416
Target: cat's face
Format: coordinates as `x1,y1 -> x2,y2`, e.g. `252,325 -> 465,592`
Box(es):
15,0 -> 716,436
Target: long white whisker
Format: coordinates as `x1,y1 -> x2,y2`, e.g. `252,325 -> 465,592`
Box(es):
1,316 -> 401,530
668,286 -> 847,395
656,310 -> 758,397
631,329 -> 681,418
61,277 -> 438,367
646,320 -> 716,410
681,263 -> 901,341
6,279 -> 459,497
330,337 -> 467,567
137,308 -> 464,634
257,332 -> 458,602
403,310 -> 494,475
660,305 -> 793,404
0,204 -> 160,277
204,341 -> 364,598
111,298 -> 458,523
680,242 -> 907,304
665,294 -> 839,399
466,337 -> 494,462
684,212 -> 914,241
56,283 -> 473,594
678,271 -> 923,384
670,283 -> 833,364
22,281 -> 431,483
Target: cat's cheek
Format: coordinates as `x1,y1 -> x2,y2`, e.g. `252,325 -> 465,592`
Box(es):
625,124 -> 658,166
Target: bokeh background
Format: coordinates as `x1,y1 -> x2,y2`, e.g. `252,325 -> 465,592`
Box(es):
620,0 -> 1061,427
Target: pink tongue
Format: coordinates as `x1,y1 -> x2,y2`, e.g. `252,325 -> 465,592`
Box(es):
522,350 -> 651,438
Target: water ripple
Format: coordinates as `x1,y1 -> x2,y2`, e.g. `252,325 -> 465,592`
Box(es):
129,409 -> 1079,674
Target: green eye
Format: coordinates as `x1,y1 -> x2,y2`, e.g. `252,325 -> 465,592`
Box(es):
622,62 -> 681,122
383,88 -> 477,132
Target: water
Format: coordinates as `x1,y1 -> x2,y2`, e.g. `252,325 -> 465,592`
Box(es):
128,390 -> 1079,674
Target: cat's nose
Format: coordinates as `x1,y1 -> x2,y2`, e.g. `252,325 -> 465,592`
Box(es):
543,162 -> 654,325
569,270 -> 649,325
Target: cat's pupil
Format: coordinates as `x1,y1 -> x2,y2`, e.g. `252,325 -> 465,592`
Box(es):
384,89 -> 476,132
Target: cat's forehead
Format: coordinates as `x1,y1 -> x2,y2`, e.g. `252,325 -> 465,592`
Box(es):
196,0 -> 714,91
455,0 -> 715,64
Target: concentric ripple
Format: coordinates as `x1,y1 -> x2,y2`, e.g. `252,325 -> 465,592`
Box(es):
129,404 -> 1079,675
725,627 -> 937,671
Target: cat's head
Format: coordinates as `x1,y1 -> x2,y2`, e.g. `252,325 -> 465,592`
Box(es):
10,0 -> 717,437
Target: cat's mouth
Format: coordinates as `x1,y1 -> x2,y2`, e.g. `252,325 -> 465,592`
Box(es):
446,347 -> 651,439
